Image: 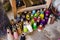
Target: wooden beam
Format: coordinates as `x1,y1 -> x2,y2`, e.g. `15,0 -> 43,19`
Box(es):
45,0 -> 52,8
17,5 -> 46,13
9,0 -> 17,18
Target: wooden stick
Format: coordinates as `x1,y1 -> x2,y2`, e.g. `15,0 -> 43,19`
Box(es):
9,0 -> 17,18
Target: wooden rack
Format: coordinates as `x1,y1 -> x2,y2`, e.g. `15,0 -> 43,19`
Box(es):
9,0 -> 51,18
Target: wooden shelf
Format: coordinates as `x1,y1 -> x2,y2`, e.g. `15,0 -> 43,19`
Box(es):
9,0 -> 51,18
17,5 -> 46,13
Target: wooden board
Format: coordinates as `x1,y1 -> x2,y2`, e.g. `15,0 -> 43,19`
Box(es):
9,0 -> 17,18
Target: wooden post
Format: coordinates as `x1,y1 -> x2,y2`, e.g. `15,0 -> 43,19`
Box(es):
9,0 -> 17,18
45,0 -> 52,8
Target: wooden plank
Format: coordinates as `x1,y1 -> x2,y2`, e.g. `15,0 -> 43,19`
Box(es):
45,0 -> 52,8
9,0 -> 17,18
17,5 -> 46,13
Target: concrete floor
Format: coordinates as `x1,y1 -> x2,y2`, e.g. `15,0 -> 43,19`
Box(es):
5,11 -> 60,40
27,30 -> 50,40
